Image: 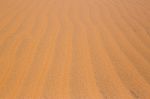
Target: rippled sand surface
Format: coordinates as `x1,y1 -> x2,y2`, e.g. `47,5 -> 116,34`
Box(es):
0,0 -> 150,98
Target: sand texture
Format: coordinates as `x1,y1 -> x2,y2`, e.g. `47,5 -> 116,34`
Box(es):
0,0 -> 150,98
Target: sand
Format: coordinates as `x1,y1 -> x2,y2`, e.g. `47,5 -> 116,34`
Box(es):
0,0 -> 150,98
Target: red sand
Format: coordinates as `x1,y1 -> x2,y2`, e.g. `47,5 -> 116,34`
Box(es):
0,0 -> 150,98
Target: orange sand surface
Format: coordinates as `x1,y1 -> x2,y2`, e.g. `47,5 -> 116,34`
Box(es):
0,0 -> 150,98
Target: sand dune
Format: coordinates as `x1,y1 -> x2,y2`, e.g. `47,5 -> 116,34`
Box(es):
0,0 -> 150,98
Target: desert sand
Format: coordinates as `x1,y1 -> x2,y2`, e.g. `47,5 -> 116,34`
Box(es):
0,0 -> 150,98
